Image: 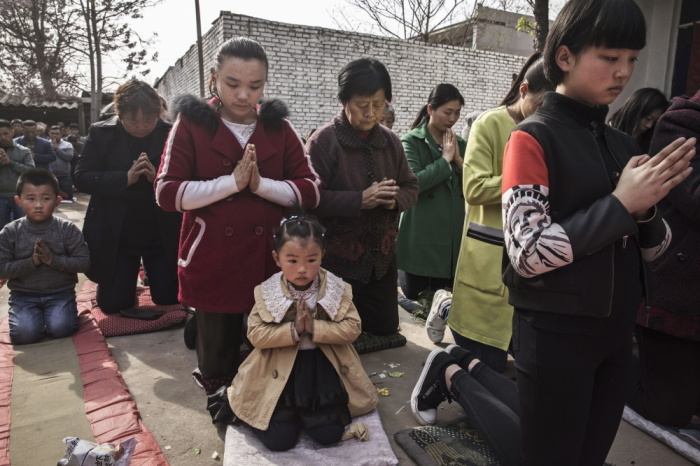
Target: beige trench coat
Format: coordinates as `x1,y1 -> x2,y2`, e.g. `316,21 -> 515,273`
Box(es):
228,269 -> 378,430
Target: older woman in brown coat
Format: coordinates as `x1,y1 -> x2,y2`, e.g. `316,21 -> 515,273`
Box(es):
307,58 -> 418,336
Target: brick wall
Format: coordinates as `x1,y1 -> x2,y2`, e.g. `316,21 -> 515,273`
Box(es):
155,12 -> 526,136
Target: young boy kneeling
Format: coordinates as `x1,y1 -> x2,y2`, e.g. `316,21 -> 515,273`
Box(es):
0,168 -> 90,345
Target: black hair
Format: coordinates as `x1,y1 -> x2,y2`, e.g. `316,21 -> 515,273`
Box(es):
114,79 -> 162,118
499,53 -> 553,106
273,211 -> 326,253
22,120 -> 37,128
0,120 -> 10,130
48,125 -> 62,133
337,58 -> 392,104
16,168 -> 60,196
210,37 -> 269,97
69,122 -> 79,129
10,119 -> 22,126
543,0 -> 646,85
410,83 -> 465,130
609,87 -> 669,140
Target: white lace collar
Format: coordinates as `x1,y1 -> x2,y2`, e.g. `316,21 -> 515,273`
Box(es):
259,270 -> 346,323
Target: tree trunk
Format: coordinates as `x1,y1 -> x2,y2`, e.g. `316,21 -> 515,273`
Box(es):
30,0 -> 58,99
533,0 -> 548,52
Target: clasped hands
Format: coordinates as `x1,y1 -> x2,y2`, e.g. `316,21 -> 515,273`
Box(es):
233,144 -> 261,192
613,136 -> 696,219
127,152 -> 156,186
0,149 -> 10,166
294,298 -> 314,338
362,177 -> 399,210
32,238 -> 52,267
442,129 -> 463,167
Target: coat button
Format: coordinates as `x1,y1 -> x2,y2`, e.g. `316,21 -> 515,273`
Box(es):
225,227 -> 233,236
272,369 -> 278,379
677,253 -> 687,262
340,365 -> 349,375
225,196 -> 233,201
372,223 -> 379,230
255,226 -> 264,235
223,159 -> 232,167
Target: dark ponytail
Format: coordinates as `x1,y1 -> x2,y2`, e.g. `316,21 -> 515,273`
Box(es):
410,83 -> 465,130
499,52 -> 552,107
273,207 -> 326,253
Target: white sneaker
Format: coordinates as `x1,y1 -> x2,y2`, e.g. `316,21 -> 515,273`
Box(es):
426,289 -> 452,343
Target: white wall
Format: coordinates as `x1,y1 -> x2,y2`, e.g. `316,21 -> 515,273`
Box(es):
155,12 -> 527,136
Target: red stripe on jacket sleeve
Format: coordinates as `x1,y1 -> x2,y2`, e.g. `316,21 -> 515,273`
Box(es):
502,130 -> 548,192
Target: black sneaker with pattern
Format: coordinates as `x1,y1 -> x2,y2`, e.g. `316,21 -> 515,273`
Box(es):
411,349 -> 455,425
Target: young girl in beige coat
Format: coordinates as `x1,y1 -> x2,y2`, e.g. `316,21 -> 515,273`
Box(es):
220,214 -> 377,451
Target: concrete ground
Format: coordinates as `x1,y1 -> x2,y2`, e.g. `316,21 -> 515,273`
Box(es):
0,192 -> 695,465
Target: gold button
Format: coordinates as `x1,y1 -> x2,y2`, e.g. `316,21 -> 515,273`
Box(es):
272,369 -> 278,379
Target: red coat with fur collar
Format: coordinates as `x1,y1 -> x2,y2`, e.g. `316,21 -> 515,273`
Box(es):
156,96 -> 320,313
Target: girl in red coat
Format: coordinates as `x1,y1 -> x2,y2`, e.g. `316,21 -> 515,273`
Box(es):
156,37 -> 320,395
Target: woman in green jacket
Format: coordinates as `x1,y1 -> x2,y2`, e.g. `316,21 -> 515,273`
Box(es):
448,53 -> 553,372
397,84 -> 466,299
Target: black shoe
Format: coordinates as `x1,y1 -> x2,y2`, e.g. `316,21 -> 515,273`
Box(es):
411,349 -> 453,425
184,311 -> 197,350
206,385 -> 237,425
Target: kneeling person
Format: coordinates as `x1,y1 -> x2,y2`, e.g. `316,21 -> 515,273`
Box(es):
0,168 -> 90,345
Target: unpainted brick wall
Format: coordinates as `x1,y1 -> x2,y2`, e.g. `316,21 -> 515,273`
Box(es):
155,12 -> 527,136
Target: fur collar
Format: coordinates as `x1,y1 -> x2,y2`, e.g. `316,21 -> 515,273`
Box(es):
172,94 -> 290,134
260,270 -> 346,323
333,111 -> 388,149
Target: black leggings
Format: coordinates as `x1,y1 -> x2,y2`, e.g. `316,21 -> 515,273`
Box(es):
96,250 -> 178,314
252,405 -> 346,451
449,361 -> 520,466
513,312 -> 632,466
451,328 -> 508,373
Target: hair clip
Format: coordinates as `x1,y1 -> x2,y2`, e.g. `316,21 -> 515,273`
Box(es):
279,214 -> 301,226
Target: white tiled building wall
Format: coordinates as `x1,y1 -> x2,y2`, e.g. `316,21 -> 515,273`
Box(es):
155,12 -> 527,136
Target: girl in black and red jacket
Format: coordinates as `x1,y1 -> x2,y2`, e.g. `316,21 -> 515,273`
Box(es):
501,0 -> 696,464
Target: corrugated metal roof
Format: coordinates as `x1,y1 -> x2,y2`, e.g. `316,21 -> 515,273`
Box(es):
0,91 -> 79,110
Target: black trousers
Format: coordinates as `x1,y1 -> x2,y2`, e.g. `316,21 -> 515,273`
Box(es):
513,312 -> 632,466
450,361 -> 521,466
398,270 -> 453,300
451,328 -> 508,374
96,250 -> 179,314
627,325 -> 700,426
345,258 -> 399,336
251,405 -> 346,451
196,311 -> 244,385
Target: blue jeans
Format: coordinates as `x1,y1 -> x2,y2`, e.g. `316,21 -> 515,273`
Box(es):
8,289 -> 80,345
0,196 -> 24,230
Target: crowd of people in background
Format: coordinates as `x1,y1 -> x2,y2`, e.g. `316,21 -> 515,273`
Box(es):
0,0 -> 698,463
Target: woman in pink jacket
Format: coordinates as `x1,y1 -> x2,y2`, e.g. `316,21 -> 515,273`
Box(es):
156,37 -> 320,395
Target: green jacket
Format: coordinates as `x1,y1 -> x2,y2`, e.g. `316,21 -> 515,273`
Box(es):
0,143 -> 34,197
396,124 -> 466,279
449,106 -> 514,350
